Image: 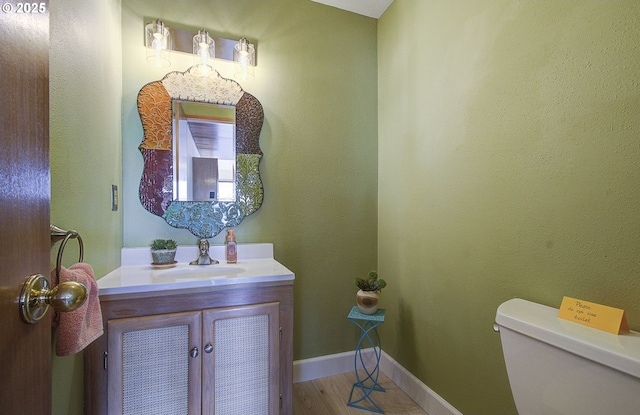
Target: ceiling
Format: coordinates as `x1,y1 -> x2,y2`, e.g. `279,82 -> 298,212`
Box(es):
310,0 -> 394,19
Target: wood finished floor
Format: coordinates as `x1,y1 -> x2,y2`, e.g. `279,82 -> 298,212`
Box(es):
293,371 -> 428,415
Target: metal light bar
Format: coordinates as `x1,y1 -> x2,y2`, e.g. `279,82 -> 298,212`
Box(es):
144,19 -> 256,65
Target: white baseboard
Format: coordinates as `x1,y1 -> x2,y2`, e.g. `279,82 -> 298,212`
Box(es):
293,350 -> 462,415
293,350 -> 352,383
379,351 -> 462,415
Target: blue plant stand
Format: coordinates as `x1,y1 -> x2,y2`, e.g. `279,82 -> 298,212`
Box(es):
347,306 -> 386,413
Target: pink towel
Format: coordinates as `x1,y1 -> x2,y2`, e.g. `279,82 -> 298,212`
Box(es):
52,263 -> 104,356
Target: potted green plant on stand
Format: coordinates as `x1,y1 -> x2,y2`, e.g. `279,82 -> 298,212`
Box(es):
355,271 -> 387,315
150,239 -> 178,265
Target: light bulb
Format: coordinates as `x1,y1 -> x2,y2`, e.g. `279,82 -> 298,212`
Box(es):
234,37 -> 255,81
145,19 -> 171,67
193,29 -> 214,76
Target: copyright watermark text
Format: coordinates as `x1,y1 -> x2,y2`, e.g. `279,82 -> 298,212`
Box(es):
2,3 -> 47,13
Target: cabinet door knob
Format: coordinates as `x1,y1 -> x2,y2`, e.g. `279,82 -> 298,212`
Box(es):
190,347 -> 199,358
204,343 -> 213,354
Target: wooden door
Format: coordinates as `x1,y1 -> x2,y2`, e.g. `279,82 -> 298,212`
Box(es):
0,2 -> 51,414
107,312 -> 202,415
202,303 -> 281,415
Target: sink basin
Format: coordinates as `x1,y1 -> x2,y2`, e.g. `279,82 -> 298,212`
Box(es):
155,266 -> 246,281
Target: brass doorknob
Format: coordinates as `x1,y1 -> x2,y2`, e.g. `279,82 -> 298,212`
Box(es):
19,274 -> 87,324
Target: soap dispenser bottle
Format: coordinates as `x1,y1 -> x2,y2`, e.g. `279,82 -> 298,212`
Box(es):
225,229 -> 237,263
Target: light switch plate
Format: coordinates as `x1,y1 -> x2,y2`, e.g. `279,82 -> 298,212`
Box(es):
111,185 -> 118,211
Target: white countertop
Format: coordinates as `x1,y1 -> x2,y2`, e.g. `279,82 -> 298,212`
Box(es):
98,243 -> 294,296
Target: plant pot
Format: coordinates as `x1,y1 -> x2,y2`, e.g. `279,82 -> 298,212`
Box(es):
151,249 -> 177,265
356,289 -> 379,315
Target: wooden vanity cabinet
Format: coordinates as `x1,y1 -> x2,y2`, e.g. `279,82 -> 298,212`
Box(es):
84,281 -> 293,415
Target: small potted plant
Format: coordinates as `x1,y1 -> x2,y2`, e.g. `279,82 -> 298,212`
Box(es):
150,239 -> 178,265
354,271 -> 387,314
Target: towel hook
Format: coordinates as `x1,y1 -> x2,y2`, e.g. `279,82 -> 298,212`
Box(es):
16,225 -> 89,324
51,225 -> 84,282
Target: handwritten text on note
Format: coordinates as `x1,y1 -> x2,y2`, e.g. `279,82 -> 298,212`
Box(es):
558,296 -> 629,335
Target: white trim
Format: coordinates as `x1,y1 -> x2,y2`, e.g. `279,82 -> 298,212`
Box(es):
293,350 -> 462,415
293,349 -> 376,383
379,351 -> 463,415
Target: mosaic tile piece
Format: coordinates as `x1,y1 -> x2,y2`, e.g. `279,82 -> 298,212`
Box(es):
237,154 -> 263,216
139,148 -> 173,216
163,201 -> 244,239
138,82 -> 172,150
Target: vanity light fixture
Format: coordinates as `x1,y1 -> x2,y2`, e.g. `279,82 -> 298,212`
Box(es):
143,20 -> 257,75
193,29 -> 215,76
233,37 -> 255,81
145,19 -> 171,67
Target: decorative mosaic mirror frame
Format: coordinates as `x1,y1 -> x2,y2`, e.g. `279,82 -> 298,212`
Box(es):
137,67 -> 264,238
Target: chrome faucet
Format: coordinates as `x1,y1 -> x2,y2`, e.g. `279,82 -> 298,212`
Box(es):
189,238 -> 219,265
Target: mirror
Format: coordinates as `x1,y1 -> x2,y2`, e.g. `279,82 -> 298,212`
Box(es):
172,100 -> 236,202
137,67 -> 264,238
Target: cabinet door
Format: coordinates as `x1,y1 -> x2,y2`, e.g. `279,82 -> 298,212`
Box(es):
107,311 -> 202,415
202,302 -> 280,415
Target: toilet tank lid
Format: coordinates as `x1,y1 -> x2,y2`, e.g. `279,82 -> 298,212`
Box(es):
496,298 -> 640,379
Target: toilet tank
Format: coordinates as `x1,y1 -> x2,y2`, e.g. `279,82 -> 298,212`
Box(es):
495,298 -> 640,415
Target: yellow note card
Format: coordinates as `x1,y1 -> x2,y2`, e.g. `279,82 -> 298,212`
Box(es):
558,296 -> 629,335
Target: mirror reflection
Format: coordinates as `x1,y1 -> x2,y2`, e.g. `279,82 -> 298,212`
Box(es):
172,100 -> 236,202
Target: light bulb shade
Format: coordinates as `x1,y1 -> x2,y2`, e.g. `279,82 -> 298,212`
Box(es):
145,19 -> 171,67
193,29 -> 215,76
233,37 -> 255,81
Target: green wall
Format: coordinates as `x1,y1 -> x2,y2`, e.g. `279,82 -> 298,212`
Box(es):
50,0 -> 122,290
378,1 -> 640,414
50,0 -> 122,413
121,0 -> 378,362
